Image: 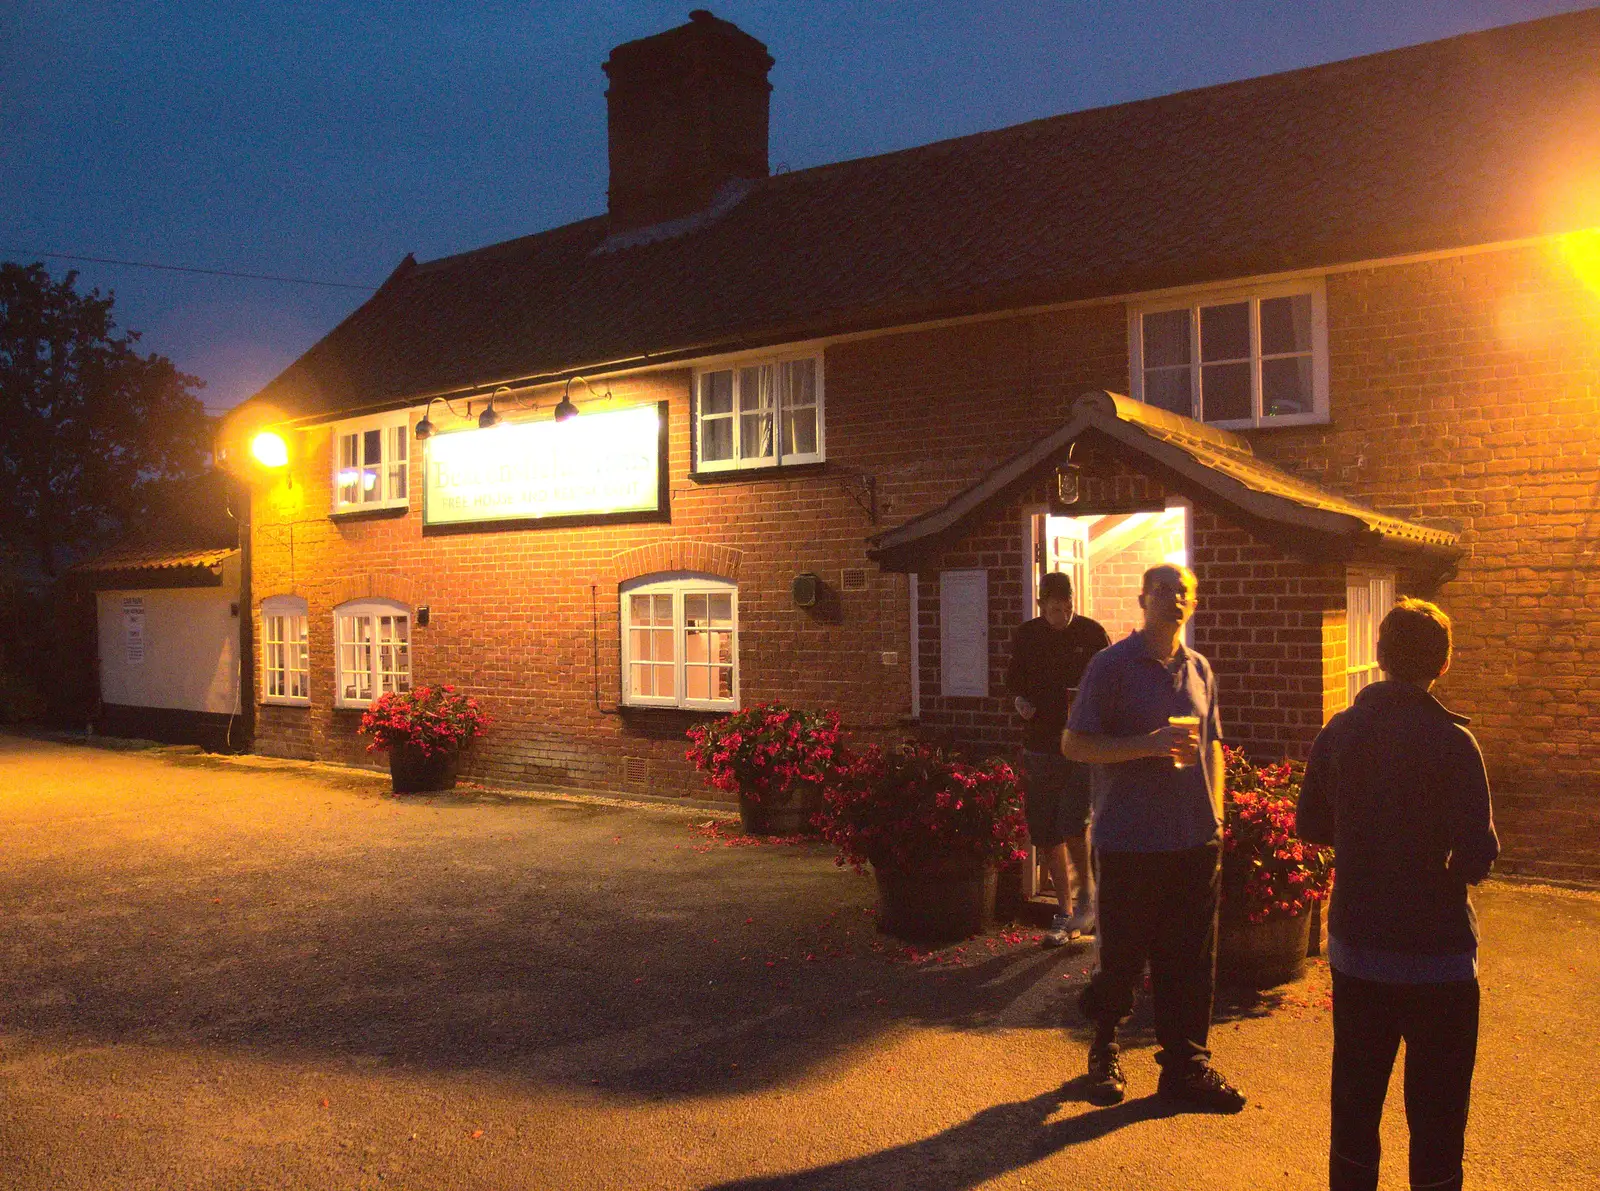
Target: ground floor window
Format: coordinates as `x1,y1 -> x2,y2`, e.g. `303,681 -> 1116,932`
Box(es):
621,574 -> 737,710
1346,571 -> 1395,703
334,599 -> 411,708
261,595 -> 310,704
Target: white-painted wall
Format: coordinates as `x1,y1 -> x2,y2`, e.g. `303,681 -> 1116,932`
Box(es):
96,554 -> 241,714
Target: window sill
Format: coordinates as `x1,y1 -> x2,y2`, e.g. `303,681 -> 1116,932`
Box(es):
330,504 -> 410,521
691,460 -> 828,483
261,697 -> 311,709
1212,413 -> 1330,432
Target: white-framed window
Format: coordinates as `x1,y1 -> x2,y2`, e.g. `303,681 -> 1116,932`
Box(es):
620,573 -> 738,709
331,411 -> 411,512
1346,571 -> 1395,704
334,599 -> 411,708
1130,279 -> 1328,428
694,355 -> 823,472
261,595 -> 310,705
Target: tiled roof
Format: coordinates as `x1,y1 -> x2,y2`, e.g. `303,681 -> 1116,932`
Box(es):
73,542 -> 237,574
869,391 -> 1462,571
241,9 -> 1600,424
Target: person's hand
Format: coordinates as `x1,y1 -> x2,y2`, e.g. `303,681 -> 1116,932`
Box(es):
1014,696 -> 1036,721
1146,723 -> 1195,762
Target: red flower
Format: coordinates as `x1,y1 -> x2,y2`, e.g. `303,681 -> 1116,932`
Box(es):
1220,745 -> 1333,922
358,685 -> 491,756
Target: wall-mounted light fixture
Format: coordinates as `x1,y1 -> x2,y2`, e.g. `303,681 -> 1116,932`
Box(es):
479,386 -> 508,429
558,375 -> 612,422
414,397 -> 439,440
250,431 -> 288,469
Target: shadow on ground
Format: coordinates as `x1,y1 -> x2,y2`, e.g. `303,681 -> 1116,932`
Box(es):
703,1080 -> 1188,1190
0,738 -> 1308,1106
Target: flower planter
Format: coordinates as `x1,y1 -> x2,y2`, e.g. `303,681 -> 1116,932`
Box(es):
387,742 -> 460,794
1218,909 -> 1312,988
873,860 -> 997,945
737,782 -> 823,836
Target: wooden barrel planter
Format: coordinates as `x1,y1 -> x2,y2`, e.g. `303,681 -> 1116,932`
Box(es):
737,783 -> 823,836
387,742 -> 460,794
1218,910 -> 1313,988
873,860 -> 998,945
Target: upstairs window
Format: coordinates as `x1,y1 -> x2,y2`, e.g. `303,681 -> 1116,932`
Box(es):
694,356 -> 823,472
261,595 -> 310,705
1346,571 -> 1395,705
621,574 -> 738,710
334,599 -> 411,708
332,411 -> 411,512
1131,281 -> 1327,428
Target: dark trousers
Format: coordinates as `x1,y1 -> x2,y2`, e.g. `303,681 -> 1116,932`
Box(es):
1077,841 -> 1220,1069
1330,969 -> 1479,1191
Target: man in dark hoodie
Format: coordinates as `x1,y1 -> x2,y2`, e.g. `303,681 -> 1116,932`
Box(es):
1297,598 -> 1498,1191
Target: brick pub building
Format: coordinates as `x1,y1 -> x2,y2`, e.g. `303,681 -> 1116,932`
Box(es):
220,11 -> 1600,881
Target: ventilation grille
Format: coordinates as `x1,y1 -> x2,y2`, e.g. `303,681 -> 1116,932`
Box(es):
841,567 -> 869,592
622,756 -> 649,785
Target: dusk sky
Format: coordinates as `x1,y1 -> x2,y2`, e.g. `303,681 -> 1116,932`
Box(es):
5,0 -> 1590,413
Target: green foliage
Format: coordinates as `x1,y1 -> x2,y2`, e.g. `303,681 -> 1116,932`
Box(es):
0,262 -> 212,575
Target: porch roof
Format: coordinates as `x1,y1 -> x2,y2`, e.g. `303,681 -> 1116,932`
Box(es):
868,391 -> 1462,573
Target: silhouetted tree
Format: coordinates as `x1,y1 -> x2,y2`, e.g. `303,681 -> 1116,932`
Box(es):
0,261 -> 211,576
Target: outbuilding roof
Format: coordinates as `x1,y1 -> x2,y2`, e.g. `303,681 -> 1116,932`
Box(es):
868,391 -> 1462,573
237,9 -> 1600,425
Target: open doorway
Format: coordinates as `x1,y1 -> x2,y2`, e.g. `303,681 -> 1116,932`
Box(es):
1018,498 -> 1192,901
1035,499 -> 1192,642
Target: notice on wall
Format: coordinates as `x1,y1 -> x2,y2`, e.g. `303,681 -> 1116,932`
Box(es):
939,569 -> 989,697
423,404 -> 663,527
122,597 -> 146,666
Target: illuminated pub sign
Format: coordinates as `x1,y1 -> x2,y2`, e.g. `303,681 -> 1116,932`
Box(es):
423,403 -> 667,527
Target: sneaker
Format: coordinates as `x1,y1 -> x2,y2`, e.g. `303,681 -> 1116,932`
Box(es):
1156,1064 -> 1247,1113
1041,913 -> 1079,947
1086,1046 -> 1126,1106
1062,904 -> 1096,937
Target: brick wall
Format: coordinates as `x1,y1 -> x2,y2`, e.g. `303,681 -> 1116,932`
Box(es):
244,241 -> 1598,878
247,304 -> 1130,803
912,438 -> 1346,763
1246,244 -> 1600,880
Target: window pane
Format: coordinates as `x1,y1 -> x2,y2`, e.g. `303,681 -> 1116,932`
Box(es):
630,664 -> 652,697
700,371 -> 733,416
712,629 -> 733,664
708,593 -> 732,624
361,427 -> 382,501
630,594 -> 653,624
652,595 -> 672,623
652,629 -> 674,663
684,593 -> 708,626
1201,360 -> 1252,421
1143,366 -> 1193,416
1262,356 -> 1313,417
1200,302 -> 1250,362
652,663 -> 674,695
781,405 -> 818,457
779,359 -> 816,408
630,627 -> 651,661
1260,294 -> 1313,355
685,631 -> 708,664
702,417 -> 734,463
1142,309 -> 1191,368
339,435 -> 359,504
686,667 -> 710,700
739,365 -> 773,460
715,668 -> 733,700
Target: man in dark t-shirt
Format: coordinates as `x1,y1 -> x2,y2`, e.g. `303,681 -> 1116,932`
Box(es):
1004,570 -> 1110,945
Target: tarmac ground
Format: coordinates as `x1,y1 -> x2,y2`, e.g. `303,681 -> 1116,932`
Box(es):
1,732 -> 1595,1190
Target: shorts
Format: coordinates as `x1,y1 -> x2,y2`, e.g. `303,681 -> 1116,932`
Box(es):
1019,749 -> 1092,849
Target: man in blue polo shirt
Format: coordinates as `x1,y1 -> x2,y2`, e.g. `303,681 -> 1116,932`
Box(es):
1062,563 -> 1245,1112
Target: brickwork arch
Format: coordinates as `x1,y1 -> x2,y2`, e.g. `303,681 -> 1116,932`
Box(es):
254,581 -> 305,602
606,540 -> 742,587
329,572 -> 420,608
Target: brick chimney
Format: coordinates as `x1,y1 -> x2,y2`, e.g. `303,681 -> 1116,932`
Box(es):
603,10 -> 774,230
